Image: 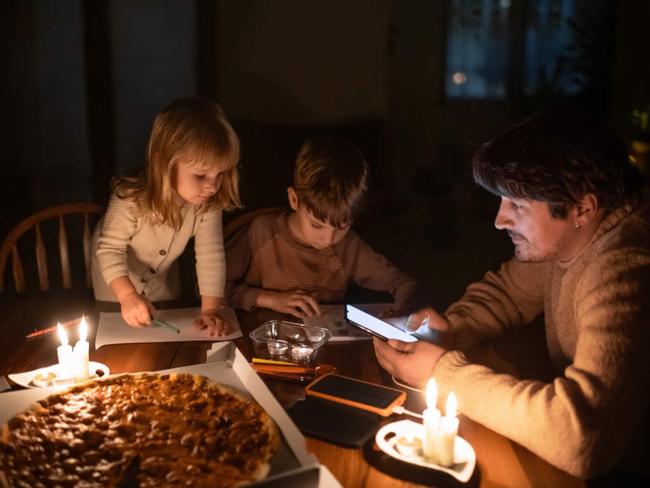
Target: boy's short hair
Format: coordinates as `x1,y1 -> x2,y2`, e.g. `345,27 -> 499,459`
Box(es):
293,137 -> 368,227
472,106 -> 645,218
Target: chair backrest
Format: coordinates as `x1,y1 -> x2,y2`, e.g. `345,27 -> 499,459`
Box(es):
223,206 -> 285,242
0,203 -> 103,293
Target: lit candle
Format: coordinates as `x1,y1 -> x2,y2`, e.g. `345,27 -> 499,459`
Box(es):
56,323 -> 74,379
73,316 -> 90,381
437,392 -> 459,467
422,378 -> 441,461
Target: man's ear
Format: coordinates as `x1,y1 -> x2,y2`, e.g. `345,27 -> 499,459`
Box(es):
287,187 -> 299,211
575,193 -> 599,227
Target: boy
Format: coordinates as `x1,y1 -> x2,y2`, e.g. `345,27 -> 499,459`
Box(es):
225,137 -> 423,318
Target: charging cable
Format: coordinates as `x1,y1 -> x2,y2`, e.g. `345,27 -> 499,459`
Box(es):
391,405 -> 423,419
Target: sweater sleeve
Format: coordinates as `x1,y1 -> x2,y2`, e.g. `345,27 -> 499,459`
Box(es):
194,207 -> 225,298
224,224 -> 262,311
443,258 -> 546,351
434,249 -> 650,478
95,195 -> 139,285
344,233 -> 425,310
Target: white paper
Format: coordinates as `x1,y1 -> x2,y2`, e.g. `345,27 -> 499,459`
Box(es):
303,303 -> 409,342
95,307 -> 242,349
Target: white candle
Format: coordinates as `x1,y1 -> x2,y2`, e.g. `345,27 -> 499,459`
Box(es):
267,339 -> 289,357
73,316 -> 90,381
56,323 -> 74,379
437,392 -> 459,467
422,378 -> 441,461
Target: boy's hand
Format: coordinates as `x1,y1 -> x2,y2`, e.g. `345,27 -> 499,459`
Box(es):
120,292 -> 156,328
193,309 -> 233,337
257,290 -> 321,318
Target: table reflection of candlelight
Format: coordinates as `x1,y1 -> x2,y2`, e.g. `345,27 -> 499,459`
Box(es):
267,339 -> 289,357
56,323 -> 74,378
290,345 -> 313,362
73,316 -> 89,381
438,392 -> 459,467
422,378 -> 441,461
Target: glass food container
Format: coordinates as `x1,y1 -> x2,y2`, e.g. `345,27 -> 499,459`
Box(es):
249,320 -> 330,365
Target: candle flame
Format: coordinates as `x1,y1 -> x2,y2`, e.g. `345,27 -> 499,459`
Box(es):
79,316 -> 87,342
57,323 -> 68,346
426,378 -> 437,409
446,392 -> 457,418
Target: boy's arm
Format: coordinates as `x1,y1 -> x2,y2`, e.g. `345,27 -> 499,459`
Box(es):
344,233 -> 425,311
224,224 -> 264,311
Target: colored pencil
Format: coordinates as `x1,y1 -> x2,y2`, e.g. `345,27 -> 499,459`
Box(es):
153,318 -> 180,333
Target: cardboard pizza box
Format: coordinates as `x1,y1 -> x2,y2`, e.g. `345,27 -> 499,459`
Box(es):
0,342 -> 342,488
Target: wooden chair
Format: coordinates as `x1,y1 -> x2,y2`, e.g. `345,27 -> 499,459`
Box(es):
223,206 -> 285,241
0,203 -> 103,293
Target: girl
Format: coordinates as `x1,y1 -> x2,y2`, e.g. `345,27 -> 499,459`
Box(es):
91,97 -> 240,336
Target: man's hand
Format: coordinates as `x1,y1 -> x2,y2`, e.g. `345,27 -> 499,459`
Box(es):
193,309 -> 233,337
257,290 -> 321,318
373,337 -> 446,389
405,307 -> 455,348
120,292 -> 156,328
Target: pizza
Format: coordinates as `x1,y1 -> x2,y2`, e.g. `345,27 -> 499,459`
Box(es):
0,373 -> 280,487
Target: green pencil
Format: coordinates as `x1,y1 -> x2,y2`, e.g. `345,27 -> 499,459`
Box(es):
153,318 -> 180,334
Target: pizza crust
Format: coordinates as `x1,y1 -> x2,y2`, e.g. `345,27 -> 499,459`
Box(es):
0,373 -> 280,487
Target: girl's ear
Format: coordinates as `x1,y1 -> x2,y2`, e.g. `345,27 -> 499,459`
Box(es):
287,187 -> 299,211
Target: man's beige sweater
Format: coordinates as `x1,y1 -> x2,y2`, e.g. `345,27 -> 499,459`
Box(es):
435,199 -> 650,478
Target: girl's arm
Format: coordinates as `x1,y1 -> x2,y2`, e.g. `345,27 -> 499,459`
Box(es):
193,295 -> 233,337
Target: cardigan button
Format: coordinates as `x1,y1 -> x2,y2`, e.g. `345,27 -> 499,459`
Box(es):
149,268 -> 156,274
159,249 -> 167,256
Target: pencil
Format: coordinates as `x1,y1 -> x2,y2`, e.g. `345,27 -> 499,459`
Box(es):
153,318 -> 181,334
25,318 -> 78,340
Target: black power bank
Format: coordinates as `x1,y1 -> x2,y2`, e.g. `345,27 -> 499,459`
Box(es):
287,397 -> 381,448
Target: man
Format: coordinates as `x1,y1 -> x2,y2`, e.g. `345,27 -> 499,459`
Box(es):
374,108 -> 650,480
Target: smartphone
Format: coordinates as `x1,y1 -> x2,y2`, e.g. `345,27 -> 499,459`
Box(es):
344,304 -> 417,343
304,373 -> 406,417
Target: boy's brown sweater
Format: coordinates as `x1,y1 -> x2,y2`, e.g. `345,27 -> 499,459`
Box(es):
435,199 -> 650,478
225,210 -> 422,311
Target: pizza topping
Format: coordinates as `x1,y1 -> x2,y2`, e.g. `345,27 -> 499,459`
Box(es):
0,373 -> 279,487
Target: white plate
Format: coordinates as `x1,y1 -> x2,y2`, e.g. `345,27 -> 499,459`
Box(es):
8,362 -> 110,389
375,419 -> 476,483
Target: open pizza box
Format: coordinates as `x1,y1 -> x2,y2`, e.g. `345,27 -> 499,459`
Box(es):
0,342 -> 342,487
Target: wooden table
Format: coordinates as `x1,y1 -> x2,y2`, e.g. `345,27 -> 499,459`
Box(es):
0,298 -> 583,488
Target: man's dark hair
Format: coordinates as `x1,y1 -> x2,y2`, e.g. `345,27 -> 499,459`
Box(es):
472,107 -> 645,218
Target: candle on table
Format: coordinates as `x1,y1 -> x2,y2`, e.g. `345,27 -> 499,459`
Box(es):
422,377 -> 441,461
437,392 -> 459,467
56,323 -> 74,379
267,339 -> 289,357
73,316 -> 90,381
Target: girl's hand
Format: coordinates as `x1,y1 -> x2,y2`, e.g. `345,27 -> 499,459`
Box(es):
120,292 -> 156,328
257,290 -> 321,318
193,309 -> 232,337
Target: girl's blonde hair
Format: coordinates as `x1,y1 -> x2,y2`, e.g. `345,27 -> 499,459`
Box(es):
112,97 -> 241,228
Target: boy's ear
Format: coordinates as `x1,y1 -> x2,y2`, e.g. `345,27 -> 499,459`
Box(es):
287,187 -> 299,211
